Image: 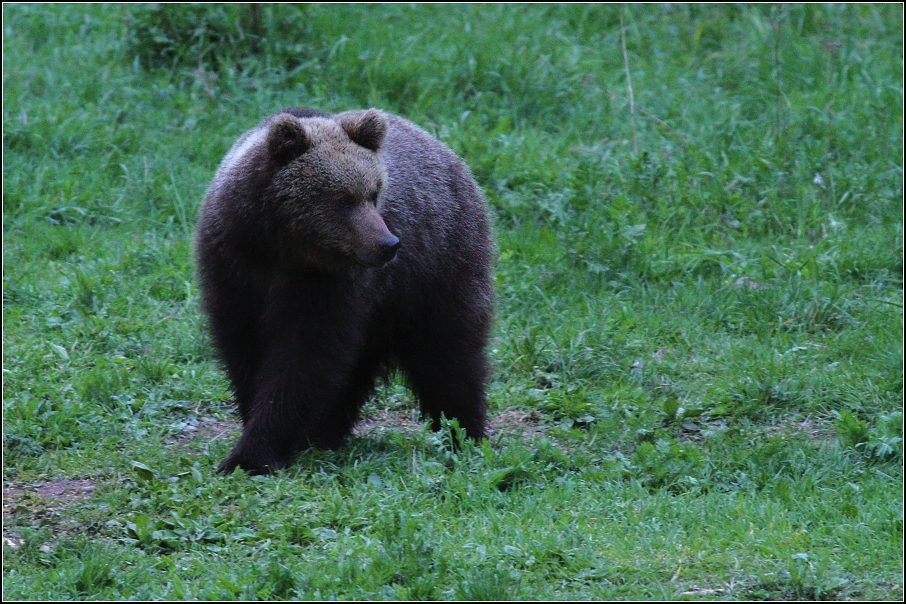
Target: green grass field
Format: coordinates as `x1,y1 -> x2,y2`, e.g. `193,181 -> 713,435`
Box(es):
3,4 -> 902,600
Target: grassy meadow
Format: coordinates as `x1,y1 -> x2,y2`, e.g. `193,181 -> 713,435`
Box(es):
2,4 -> 903,600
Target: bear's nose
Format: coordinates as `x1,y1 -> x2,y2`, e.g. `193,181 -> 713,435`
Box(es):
379,235 -> 401,263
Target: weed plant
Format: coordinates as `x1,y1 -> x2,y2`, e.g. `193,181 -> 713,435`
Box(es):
3,4 -> 902,600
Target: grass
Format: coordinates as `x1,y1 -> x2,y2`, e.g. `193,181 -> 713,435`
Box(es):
3,3 -> 902,600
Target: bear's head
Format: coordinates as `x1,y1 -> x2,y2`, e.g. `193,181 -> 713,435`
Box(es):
265,109 -> 399,270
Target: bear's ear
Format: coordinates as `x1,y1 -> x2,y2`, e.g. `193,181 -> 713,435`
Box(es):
266,115 -> 311,166
339,109 -> 387,152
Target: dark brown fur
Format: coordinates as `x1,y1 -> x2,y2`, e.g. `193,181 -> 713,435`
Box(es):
194,108 -> 494,475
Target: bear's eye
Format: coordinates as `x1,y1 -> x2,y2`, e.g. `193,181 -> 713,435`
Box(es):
369,191 -> 379,204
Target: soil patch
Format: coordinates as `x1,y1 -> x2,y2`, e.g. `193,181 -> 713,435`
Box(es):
167,407 -> 548,445
354,407 -> 427,437
762,416 -> 836,442
3,478 -> 96,506
3,478 -> 98,550
353,407 -> 547,439
490,409 -> 546,438
173,417 -> 239,449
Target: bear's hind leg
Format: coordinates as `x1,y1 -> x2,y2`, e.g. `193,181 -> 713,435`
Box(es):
399,340 -> 489,441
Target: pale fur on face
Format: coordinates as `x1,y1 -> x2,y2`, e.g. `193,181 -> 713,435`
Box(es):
207,127 -> 267,201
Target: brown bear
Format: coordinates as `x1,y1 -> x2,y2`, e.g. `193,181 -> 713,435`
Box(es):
194,108 -> 494,475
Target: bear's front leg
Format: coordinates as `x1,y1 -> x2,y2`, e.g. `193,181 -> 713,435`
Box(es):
217,305 -> 365,475
217,418 -> 289,475
217,343 -> 322,475
217,372 -> 305,475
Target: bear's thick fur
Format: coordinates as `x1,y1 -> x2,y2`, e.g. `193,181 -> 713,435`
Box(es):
195,108 -> 494,474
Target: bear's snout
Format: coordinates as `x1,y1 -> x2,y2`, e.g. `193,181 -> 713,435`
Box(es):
362,234 -> 400,267
349,207 -> 400,268
379,235 -> 401,262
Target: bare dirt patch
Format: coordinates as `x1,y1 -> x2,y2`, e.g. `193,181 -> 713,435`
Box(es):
354,407 -> 427,437
762,416 -> 837,442
166,406 -> 548,447
37,478 -> 96,500
3,478 -> 98,550
172,417 -> 239,449
3,478 -> 96,507
353,407 -> 548,440
490,409 -> 546,439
